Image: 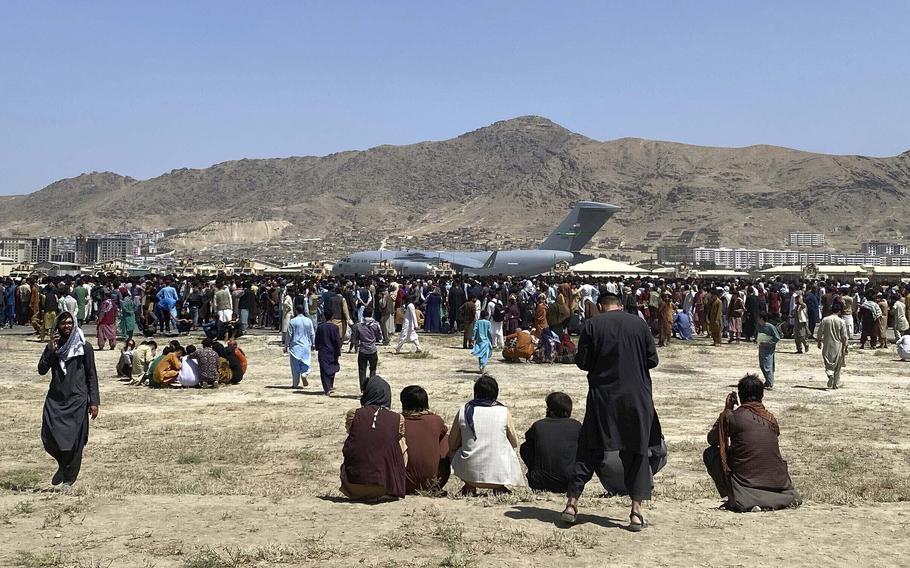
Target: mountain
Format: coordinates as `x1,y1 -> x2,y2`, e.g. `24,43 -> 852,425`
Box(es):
2,116 -> 909,252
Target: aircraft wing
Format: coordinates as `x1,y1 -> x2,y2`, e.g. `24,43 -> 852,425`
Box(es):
400,250 -> 493,269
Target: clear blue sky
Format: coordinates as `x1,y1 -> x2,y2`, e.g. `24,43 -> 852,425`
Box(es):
2,1 -> 908,195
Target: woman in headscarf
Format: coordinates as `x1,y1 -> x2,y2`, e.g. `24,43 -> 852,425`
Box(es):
340,375 -> 407,500
96,293 -> 118,350
38,312 -> 100,493
449,375 -> 526,495
471,310 -> 494,373
547,293 -> 571,336
504,296 -> 521,336
423,287 -> 443,333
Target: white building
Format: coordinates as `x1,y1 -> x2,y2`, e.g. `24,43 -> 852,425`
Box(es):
694,248 -> 801,270
787,232 -> 825,247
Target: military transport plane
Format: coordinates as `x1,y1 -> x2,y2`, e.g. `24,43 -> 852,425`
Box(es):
332,201 -> 619,276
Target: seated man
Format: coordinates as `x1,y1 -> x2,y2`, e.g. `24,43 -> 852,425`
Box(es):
340,376 -> 407,500
177,345 -> 200,388
673,309 -> 693,340
897,330 -> 910,361
555,333 -> 576,364
449,375 -> 526,495
400,385 -> 450,494
224,313 -> 241,340
520,392 -> 582,492
175,308 -> 193,335
520,392 -> 666,495
503,329 -> 535,362
201,318 -> 219,340
151,345 -> 184,387
130,340 -> 157,385
704,373 -> 802,512
214,339 -> 246,384
532,328 -> 561,363
188,338 -> 220,386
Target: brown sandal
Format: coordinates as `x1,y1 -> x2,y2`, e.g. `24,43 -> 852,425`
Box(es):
628,511 -> 648,532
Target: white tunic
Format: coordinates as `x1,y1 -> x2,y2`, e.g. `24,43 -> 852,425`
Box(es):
452,406 -> 526,487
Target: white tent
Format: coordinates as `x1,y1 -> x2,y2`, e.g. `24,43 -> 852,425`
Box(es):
694,269 -> 750,278
570,258 -> 647,274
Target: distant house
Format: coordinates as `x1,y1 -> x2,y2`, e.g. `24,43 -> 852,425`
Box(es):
34,260 -> 82,277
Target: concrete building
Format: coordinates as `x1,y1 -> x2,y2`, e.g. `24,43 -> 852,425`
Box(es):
77,235 -> 137,264
787,232 -> 825,247
862,241 -> 908,256
694,247 -> 801,270
0,238 -> 33,263
30,237 -> 77,263
656,245 -> 695,265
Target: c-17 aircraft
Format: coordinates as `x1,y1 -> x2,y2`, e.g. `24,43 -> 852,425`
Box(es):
332,201 -> 619,276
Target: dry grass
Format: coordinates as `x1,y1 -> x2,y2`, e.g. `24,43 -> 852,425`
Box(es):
2,330 -> 910,566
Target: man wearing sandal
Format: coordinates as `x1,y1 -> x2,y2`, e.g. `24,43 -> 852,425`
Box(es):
562,292 -> 662,532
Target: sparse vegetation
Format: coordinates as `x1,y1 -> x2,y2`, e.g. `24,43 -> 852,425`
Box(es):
401,350 -> 435,360
1,327 -> 909,564
1,468 -> 45,491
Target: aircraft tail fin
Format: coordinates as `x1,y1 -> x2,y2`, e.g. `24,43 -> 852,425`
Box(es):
482,251 -> 498,269
539,201 -> 619,252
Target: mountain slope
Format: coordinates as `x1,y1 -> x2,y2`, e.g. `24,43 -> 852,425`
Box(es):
2,116 -> 908,251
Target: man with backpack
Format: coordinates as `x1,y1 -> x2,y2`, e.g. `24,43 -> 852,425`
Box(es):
488,293 -> 505,348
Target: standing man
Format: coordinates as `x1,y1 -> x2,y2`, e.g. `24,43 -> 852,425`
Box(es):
805,287 -> 820,338
17,279 -> 32,326
156,279 -> 179,335
891,293 -> 909,342
816,303 -> 849,390
460,296 -> 477,349
285,304 -> 315,388
73,280 -> 89,326
877,294 -> 891,348
755,312 -> 781,390
314,317 -> 341,395
214,282 -> 234,341
793,293 -> 809,354
656,292 -> 674,347
705,291 -> 723,346
4,278 -> 15,327
562,293 -> 661,532
351,315 -> 383,391
378,285 -> 395,346
38,312 -> 99,493
840,286 -> 855,338
395,294 -> 423,353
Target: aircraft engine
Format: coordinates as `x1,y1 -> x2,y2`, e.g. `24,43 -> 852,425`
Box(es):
395,260 -> 432,275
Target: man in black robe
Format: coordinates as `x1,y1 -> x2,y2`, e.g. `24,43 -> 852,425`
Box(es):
448,280 -> 466,333
38,312 -> 100,493
562,293 -> 661,531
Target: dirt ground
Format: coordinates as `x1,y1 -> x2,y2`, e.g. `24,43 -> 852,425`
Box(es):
0,325 -> 908,568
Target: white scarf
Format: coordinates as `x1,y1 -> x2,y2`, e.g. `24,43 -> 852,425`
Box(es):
56,328 -> 86,376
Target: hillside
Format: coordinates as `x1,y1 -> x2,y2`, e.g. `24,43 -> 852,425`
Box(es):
2,116 -> 908,252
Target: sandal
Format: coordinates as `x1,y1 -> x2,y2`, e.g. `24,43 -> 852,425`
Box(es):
628,511 -> 648,532
560,504 -> 578,525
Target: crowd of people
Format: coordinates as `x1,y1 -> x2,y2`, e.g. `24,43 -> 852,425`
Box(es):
338,293 -> 801,531
22,269 -> 896,517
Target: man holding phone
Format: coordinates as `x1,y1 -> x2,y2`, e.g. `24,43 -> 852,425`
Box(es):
703,374 -> 800,512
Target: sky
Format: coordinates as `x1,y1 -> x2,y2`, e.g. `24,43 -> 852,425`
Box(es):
1,1 -> 908,195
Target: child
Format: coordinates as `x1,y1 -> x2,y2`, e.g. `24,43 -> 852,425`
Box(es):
116,338 -> 137,380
